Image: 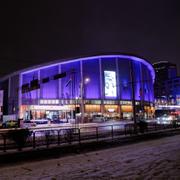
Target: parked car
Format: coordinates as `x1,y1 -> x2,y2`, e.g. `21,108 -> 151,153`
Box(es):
156,114 -> 176,124
51,119 -> 68,124
30,119 -> 49,125
22,120 -> 36,128
2,120 -> 18,128
92,114 -> 106,122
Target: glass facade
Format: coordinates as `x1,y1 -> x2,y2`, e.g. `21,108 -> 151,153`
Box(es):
118,58 -> 132,100
17,55 -> 155,120
61,61 -> 81,99
40,65 -> 58,99
22,70 -> 39,104
82,58 -> 101,99
132,61 -> 142,101
20,55 -> 154,104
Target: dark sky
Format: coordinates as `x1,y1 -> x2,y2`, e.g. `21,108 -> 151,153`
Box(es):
1,0 -> 180,77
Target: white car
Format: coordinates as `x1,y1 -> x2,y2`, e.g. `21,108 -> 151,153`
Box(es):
92,115 -> 106,122
157,115 -> 175,124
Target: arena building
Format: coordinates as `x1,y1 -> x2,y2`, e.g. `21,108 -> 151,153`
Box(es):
0,54 -> 155,123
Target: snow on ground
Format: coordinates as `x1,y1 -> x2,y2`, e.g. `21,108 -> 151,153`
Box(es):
1,135 -> 180,180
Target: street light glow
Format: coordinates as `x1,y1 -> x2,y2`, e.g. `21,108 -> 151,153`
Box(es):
84,77 -> 90,84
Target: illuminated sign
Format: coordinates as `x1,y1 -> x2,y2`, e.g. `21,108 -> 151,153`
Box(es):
30,105 -> 70,111
39,99 -> 59,105
104,71 -> 117,97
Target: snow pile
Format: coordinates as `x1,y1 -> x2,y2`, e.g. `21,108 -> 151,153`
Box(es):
0,135 -> 180,179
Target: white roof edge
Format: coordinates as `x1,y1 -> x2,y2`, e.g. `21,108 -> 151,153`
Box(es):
0,55 -> 155,82
152,61 -> 169,65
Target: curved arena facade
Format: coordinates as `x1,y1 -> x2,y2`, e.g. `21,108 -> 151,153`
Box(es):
0,55 -> 155,122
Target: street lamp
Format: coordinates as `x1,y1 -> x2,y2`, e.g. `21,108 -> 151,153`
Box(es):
84,77 -> 90,84
74,96 -> 79,129
80,77 -> 90,123
130,61 -> 137,133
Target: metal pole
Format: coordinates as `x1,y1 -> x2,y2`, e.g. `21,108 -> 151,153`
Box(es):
33,132 -> 36,149
96,127 -> 99,141
71,71 -> 73,120
3,134 -> 6,152
80,61 -> 84,123
111,125 -> 114,140
58,130 -> 61,145
130,61 -> 137,133
78,128 -> 81,145
75,97 -> 76,129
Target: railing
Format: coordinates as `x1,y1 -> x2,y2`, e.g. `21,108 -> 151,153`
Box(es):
0,121 -> 179,153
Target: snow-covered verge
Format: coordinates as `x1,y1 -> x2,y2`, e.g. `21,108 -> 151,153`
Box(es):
0,135 -> 180,180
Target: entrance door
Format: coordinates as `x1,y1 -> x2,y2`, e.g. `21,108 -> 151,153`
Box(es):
46,111 -> 59,121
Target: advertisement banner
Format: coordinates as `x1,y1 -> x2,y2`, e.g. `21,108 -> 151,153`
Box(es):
104,71 -> 117,98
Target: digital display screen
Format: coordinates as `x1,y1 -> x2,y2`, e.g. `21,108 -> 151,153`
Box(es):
104,71 -> 117,97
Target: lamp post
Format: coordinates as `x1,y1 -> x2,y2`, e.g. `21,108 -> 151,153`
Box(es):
74,96 -> 78,129
130,61 -> 137,133
80,77 -> 90,123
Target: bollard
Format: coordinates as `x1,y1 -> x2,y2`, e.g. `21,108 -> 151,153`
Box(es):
111,125 -> 114,140
96,127 -> 99,141
46,131 -> 50,148
3,134 -> 7,152
33,132 -> 36,149
58,130 -> 61,145
124,125 -> 127,136
78,128 -> 81,145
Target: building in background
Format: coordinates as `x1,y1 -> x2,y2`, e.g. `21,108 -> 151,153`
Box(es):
153,61 -> 177,100
153,61 -> 180,119
153,61 -> 180,106
153,61 -> 177,81
0,55 -> 155,123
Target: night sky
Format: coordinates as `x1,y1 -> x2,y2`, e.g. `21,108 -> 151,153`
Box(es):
1,0 -> 180,77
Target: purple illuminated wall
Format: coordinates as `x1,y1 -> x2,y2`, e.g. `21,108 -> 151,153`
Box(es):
61,61 -> 80,99
118,58 -> 132,100
141,64 -> 150,102
40,65 -> 58,99
22,70 -> 38,104
147,69 -> 154,102
20,55 -> 155,104
132,61 -> 142,101
82,59 -> 101,99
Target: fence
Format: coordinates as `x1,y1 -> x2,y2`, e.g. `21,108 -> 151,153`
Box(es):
0,121 -> 179,153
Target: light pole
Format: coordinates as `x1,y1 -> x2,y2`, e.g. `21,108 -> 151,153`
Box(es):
74,96 -> 79,129
80,77 -> 90,123
130,61 -> 137,133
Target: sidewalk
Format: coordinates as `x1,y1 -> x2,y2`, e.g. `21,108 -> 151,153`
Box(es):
0,126 -> 180,166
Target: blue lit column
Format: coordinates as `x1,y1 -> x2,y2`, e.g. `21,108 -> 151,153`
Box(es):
99,58 -> 104,114
80,60 -> 84,123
